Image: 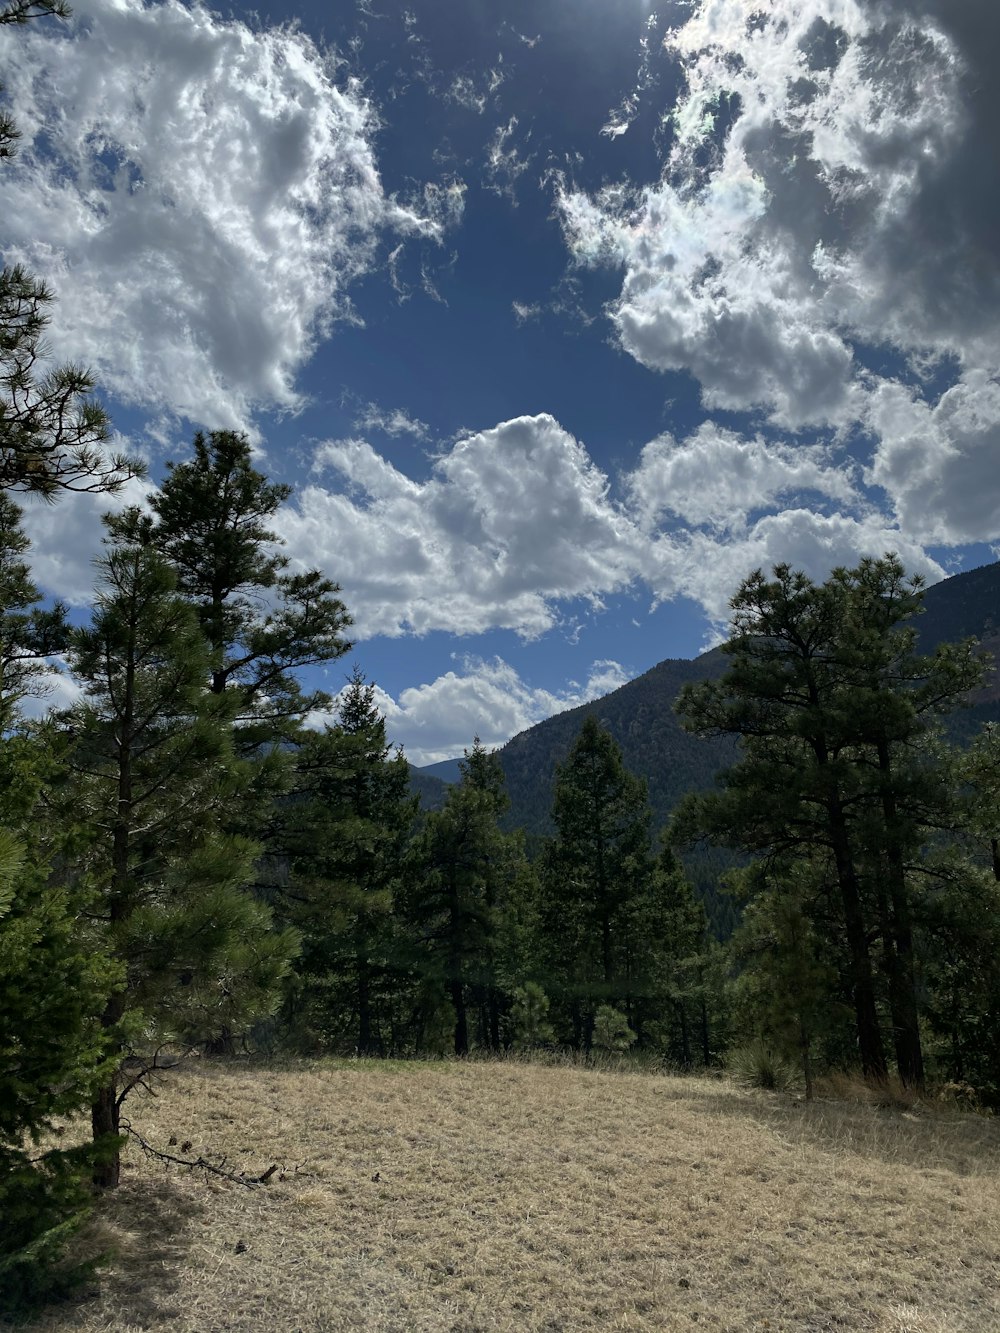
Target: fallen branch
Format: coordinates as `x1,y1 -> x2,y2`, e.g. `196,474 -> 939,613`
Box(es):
122,1119 -> 279,1188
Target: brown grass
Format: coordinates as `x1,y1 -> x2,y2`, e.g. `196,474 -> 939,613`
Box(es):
14,1058 -> 1000,1332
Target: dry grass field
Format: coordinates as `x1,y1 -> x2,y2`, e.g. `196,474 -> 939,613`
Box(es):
13,1058 -> 1000,1333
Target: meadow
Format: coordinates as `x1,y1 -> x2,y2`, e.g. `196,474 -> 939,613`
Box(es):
15,1060 -> 1000,1333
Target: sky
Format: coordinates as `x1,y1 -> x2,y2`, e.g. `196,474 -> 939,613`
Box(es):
2,0 -> 999,764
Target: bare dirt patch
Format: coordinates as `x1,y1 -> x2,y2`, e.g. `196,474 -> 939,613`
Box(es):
15,1059 -> 1000,1332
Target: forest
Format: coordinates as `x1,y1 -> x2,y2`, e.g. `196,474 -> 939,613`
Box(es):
3,1 -> 1000,1323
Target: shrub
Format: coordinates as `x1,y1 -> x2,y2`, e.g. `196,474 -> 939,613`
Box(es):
727,1039 -> 802,1093
592,1005 -> 637,1054
509,983 -> 555,1048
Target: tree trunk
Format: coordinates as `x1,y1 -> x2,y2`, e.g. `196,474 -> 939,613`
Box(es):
677,998 -> 691,1069
91,1077 -> 121,1189
357,953 -> 373,1056
876,739 -> 924,1089
699,993 -> 710,1067
825,792 -> 888,1081
451,977 -> 469,1056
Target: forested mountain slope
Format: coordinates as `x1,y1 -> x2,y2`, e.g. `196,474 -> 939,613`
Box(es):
498,560 -> 1000,839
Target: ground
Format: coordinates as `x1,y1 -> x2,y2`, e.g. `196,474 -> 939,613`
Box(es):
14,1059 -> 1000,1332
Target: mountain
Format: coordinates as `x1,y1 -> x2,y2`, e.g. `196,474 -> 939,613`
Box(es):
417,757 -> 465,784
497,560 -> 1000,840
406,765 -> 449,811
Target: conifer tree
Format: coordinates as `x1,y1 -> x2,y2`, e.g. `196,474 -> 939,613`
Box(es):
405,740 -> 517,1055
677,556 -> 984,1084
148,430 -> 351,738
541,715 -> 653,1045
628,843 -> 711,1062
0,4 -> 139,496
0,498 -> 120,1305
60,509 -> 294,1186
281,668 -> 416,1054
729,861 -> 838,1100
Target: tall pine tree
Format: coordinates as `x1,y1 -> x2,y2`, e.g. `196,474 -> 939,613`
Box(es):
60,509 -> 294,1186
540,715 -> 653,1047
677,556 -> 984,1084
280,669 -> 416,1055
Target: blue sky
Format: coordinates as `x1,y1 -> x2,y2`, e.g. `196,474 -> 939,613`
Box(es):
2,0 -> 1000,762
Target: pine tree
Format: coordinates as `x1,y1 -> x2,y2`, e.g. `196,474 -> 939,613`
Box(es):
148,430 -> 351,738
677,556 -> 984,1084
0,4 -> 139,496
628,843 -> 711,1063
60,509 -> 294,1186
0,729 -> 121,1309
540,715 -> 653,1046
0,491 -> 67,714
0,498 -> 121,1306
405,740 -> 517,1055
729,861 -> 838,1100
281,668 -> 416,1054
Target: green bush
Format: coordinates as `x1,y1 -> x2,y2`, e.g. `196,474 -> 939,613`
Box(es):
726,1039 -> 802,1093
509,983 -> 555,1048
592,1005 -> 637,1054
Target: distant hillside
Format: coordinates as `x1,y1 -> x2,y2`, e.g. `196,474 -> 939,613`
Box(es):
498,650 -> 733,840
499,559 -> 1000,835
406,765 -> 449,812
492,560 -> 1000,931
417,757 -> 464,785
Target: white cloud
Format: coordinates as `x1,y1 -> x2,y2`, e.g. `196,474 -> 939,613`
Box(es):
867,371 -> 1000,545
353,402 -> 431,442
556,0 -> 987,429
484,116 -> 532,201
274,410 -> 943,646
554,0 -> 1000,559
282,414 -> 643,639
319,655 -> 632,766
629,423 -> 859,533
643,508 -> 944,633
21,468 -> 154,606
0,0 -> 448,432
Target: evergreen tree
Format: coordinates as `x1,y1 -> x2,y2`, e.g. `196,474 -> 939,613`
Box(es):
918,727 -> 1000,1100
405,740 -> 518,1055
728,861 -> 839,1100
0,491 -> 67,713
540,715 -> 653,1046
0,499 -> 120,1306
0,736 -> 121,1306
281,668 -> 416,1054
148,430 -> 351,738
60,509 -> 294,1186
628,843 -> 712,1063
677,556 -> 984,1084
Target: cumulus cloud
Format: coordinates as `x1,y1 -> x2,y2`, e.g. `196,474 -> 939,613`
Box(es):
556,0 -> 1000,551
866,371 -> 1000,545
21,468 -> 154,606
555,0 -> 983,392
629,424 -> 859,533
321,655 -> 632,766
271,410 -> 940,646
652,509 -> 944,631
0,0 -> 448,432
281,414 -> 643,639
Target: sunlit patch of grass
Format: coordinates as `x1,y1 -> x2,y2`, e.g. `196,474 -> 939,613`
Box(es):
14,1058 -> 1000,1332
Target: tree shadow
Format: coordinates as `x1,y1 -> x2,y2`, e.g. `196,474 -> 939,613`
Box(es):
674,1081 -> 1000,1177
60,1174 -> 206,1328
